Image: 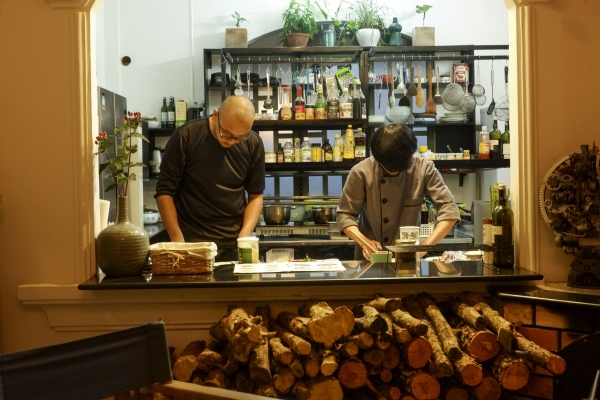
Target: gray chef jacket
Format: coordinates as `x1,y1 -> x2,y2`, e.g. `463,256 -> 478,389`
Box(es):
336,154 -> 460,259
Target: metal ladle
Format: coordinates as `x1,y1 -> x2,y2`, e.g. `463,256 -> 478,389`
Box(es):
264,67 -> 273,109
234,68 -> 244,96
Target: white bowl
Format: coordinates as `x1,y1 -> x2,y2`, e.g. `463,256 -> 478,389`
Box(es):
386,110 -> 410,123
147,120 -> 160,129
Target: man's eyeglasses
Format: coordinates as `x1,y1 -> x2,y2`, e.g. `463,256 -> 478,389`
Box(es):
218,114 -> 250,142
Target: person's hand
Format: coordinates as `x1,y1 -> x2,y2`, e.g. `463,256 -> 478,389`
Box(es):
361,239 -> 382,260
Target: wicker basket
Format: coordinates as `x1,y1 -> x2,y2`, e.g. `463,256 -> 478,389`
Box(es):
149,242 -> 217,275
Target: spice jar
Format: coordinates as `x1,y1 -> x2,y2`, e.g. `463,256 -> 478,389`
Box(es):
463,150 -> 470,160
265,151 -> 276,163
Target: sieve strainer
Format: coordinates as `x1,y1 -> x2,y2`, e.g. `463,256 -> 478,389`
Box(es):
472,60 -> 485,97
441,70 -> 464,107
459,68 -> 476,112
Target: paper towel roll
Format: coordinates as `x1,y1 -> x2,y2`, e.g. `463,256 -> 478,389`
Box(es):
99,199 -> 110,231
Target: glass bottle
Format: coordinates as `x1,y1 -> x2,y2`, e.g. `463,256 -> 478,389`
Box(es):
489,117 -> 502,158
343,125 -> 355,160
279,87 -> 293,120
478,126 -> 490,160
502,119 -> 510,159
354,80 -> 367,119
301,137 -> 312,162
283,140 -> 294,162
167,96 -> 175,128
294,86 -> 306,120
326,83 -> 340,119
420,201 -> 429,224
492,184 -> 514,269
314,84 -> 327,120
305,95 -> 315,120
354,127 -> 366,161
339,86 -> 353,119
323,24 -> 335,47
293,138 -> 302,162
333,134 -> 343,162
161,97 -> 168,128
276,144 -> 284,163
322,138 -> 333,162
388,17 -> 403,46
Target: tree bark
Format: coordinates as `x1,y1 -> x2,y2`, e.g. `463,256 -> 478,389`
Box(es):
277,311 -> 313,341
291,379 -> 311,400
390,309 -> 428,337
289,355 -> 305,378
249,340 -> 271,385
471,371 -> 501,400
492,350 -> 529,391
196,347 -> 222,372
336,340 -> 360,357
366,295 -> 404,312
303,348 -> 321,378
454,325 -> 499,362
271,320 -> 312,356
347,331 -> 374,349
202,368 -> 228,389
271,361 -> 295,395
172,355 -> 197,382
354,304 -> 389,335
269,337 -> 294,365
458,292 -> 514,351
452,353 -> 483,387
233,367 -> 253,393
306,375 -> 344,400
320,348 -> 340,376
361,347 -> 386,366
209,307 -> 262,363
180,340 -> 206,357
451,300 -> 485,330
514,331 -> 566,375
299,301 -> 355,348
417,292 -> 462,361
254,384 -> 278,398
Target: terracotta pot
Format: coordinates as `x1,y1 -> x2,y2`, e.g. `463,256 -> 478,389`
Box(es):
96,196 -> 150,277
286,32 -> 310,47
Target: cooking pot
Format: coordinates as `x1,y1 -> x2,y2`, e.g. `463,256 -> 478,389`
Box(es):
312,206 -> 336,224
143,208 -> 159,225
263,205 -> 294,225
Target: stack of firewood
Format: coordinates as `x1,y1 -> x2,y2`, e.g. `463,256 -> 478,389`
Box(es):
158,291 -> 566,400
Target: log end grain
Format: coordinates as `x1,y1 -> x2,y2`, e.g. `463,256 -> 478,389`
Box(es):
473,375 -> 501,400
406,336 -> 433,370
470,331 -> 500,362
338,361 -> 368,389
547,355 -> 567,376
408,373 -> 441,399
460,362 -> 483,387
306,376 -> 344,400
500,362 -> 530,391
443,386 -> 469,400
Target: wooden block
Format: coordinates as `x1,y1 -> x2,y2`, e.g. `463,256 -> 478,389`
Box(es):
518,326 -> 559,352
504,302 -> 533,325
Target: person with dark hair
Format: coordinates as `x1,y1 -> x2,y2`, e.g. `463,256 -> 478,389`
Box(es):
155,96 -> 265,261
336,123 -> 460,260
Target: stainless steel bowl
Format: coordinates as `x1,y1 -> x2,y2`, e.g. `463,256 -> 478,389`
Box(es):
312,206 -> 336,224
262,205 -> 293,225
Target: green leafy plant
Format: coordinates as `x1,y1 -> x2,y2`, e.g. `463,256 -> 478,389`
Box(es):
348,0 -> 388,30
231,11 -> 248,28
281,0 -> 319,45
490,182 -> 510,216
95,111 -> 149,197
416,5 -> 432,26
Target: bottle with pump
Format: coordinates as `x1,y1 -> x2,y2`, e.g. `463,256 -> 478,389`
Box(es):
339,86 -> 353,118
326,83 -> 340,119
279,87 -> 293,120
283,140 -> 294,162
354,127 -> 366,161
294,86 -> 306,120
301,137 -> 312,162
501,119 -> 510,159
489,117 -> 502,157
161,97 -> 168,128
478,126 -> 490,160
314,84 -> 327,120
167,97 -> 175,128
333,134 -> 343,162
322,138 -> 333,162
293,138 -> 302,162
492,183 -> 514,268
343,125 -> 355,160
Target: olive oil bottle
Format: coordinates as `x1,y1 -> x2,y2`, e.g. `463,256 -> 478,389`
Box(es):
492,183 -> 514,268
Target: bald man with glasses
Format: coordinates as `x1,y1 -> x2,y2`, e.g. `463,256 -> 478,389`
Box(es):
155,96 -> 265,261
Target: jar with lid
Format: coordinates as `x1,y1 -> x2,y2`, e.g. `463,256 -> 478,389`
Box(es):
265,151 -> 276,163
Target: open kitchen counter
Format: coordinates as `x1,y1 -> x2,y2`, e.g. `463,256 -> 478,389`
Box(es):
78,260 -> 542,290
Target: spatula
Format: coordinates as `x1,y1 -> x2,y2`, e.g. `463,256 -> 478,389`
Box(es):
487,62 -> 496,115
425,65 -> 436,114
415,66 -> 425,108
399,87 -> 411,107
407,67 -> 417,96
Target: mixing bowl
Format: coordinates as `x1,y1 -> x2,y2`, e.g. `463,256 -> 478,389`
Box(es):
263,205 -> 293,225
312,206 -> 337,224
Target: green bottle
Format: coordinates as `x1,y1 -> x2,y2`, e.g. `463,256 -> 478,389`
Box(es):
501,119 -> 510,159
388,17 -> 403,46
489,117 -> 502,158
492,184 -> 514,269
160,97 -> 168,128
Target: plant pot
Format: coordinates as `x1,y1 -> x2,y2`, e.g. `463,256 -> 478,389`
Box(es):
356,28 -> 380,47
96,196 -> 150,277
225,28 -> 248,48
286,32 -> 310,47
412,27 -> 435,46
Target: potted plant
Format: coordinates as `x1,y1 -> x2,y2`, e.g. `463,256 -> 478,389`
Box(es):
281,0 -> 319,47
226,11 -> 248,48
412,5 -> 434,46
347,0 -> 388,47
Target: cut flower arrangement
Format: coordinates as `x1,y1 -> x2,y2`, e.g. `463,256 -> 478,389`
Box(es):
95,111 -> 149,197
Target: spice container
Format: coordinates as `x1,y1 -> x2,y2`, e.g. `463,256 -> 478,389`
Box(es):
265,151 -> 276,163
463,150 -> 470,160
237,237 -> 260,263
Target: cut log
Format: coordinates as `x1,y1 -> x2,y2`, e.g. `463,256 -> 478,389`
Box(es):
378,384 -> 402,400
458,292 -> 514,351
276,311 -> 313,341
249,341 -> 271,385
269,337 -> 294,365
379,367 -> 393,383
337,357 -> 369,389
254,384 -> 278,398
180,340 -> 206,358
299,301 -> 355,348
389,322 -> 412,344
234,367 -> 253,393
453,353 -> 483,387
306,375 -> 344,400
417,292 -> 462,361
454,325 -> 499,362
403,336 -> 433,369
209,307 -> 262,363
196,348 -> 222,372
397,365 -> 441,400
492,350 -> 530,391
471,371 -> 501,400
390,309 -> 428,336
514,331 -> 566,375
347,332 -> 374,349
289,356 -> 305,378
291,379 -> 311,400
202,368 -> 228,389
271,362 -> 295,395
271,320 -> 312,355
172,355 -> 197,382
320,348 -> 340,376
382,342 -> 401,370
440,382 -> 469,400
366,294 -> 404,312
451,301 -> 485,330
362,347 -> 386,366
303,348 -> 321,378
336,340 -> 360,357
375,333 -> 391,350
400,396 -> 417,400
354,304 -> 389,335
402,295 -> 454,378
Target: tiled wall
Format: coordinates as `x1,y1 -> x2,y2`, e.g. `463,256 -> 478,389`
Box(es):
491,296 -> 599,399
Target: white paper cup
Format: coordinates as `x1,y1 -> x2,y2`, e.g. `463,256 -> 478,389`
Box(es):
99,199 -> 110,231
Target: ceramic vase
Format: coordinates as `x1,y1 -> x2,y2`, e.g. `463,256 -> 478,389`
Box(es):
356,28 -> 380,47
286,32 -> 310,47
96,196 -> 149,277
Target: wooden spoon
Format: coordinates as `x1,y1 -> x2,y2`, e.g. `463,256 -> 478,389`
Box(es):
407,67 -> 417,96
416,66 -> 425,107
425,65 -> 436,114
